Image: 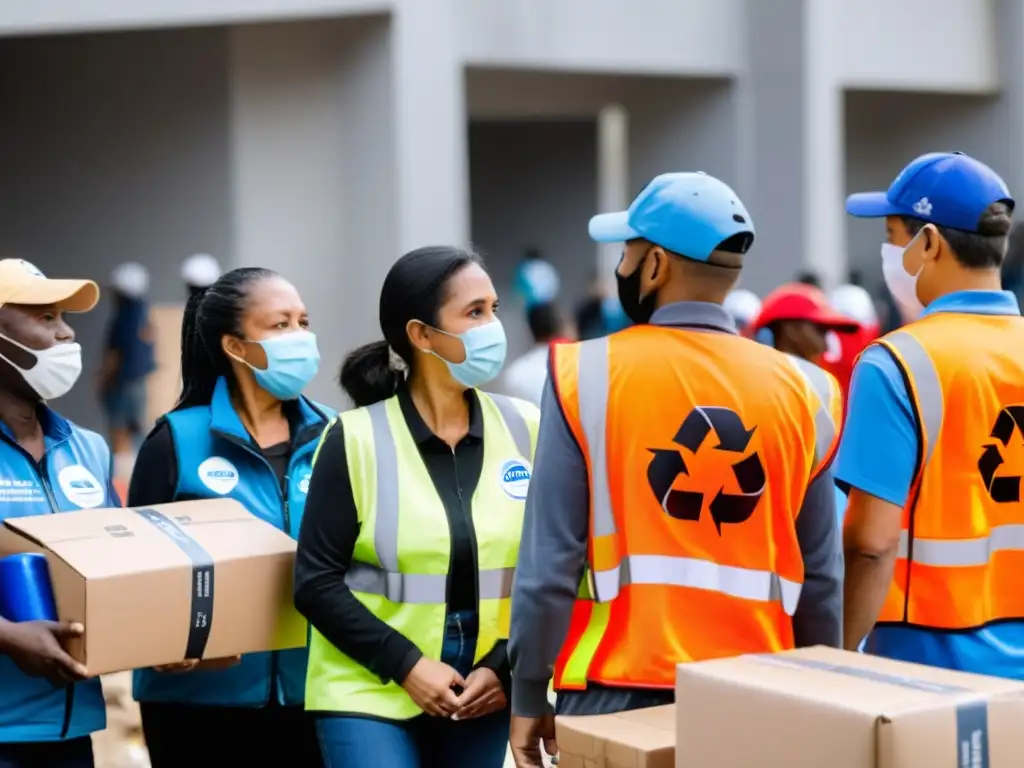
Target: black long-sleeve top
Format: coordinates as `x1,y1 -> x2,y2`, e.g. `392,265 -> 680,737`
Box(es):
293,387 -> 510,699
128,424 -> 291,504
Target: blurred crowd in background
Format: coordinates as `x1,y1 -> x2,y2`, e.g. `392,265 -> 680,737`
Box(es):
483,239 -> 1024,411
96,237 -> 1024,443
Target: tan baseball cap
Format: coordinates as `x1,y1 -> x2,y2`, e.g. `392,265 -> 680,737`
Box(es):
0,259 -> 99,312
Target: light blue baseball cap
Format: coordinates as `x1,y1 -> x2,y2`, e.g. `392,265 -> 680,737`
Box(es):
588,172 -> 755,261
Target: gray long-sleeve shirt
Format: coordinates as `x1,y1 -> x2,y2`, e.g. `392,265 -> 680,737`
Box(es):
508,302 -> 843,718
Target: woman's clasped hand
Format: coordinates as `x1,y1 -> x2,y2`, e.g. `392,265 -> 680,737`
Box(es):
400,657 -> 507,719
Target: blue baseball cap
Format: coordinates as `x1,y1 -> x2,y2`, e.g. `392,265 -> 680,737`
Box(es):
846,152 -> 1014,232
588,172 -> 755,261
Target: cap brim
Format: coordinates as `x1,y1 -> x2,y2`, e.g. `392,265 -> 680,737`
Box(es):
809,309 -> 862,332
588,212 -> 640,243
8,279 -> 99,313
752,307 -> 861,334
845,192 -> 899,218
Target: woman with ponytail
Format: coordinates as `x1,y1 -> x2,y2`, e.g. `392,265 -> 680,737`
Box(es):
127,267 -> 332,767
295,246 -> 539,767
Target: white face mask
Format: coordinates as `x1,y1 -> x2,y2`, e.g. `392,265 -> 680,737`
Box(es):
0,335 -> 83,401
881,234 -> 925,322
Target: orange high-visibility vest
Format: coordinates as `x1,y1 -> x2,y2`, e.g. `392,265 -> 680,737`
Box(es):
872,312 -> 1024,631
551,324 -> 842,690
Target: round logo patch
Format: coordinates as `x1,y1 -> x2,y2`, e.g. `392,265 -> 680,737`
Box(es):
57,465 -> 105,509
499,459 -> 532,501
297,473 -> 311,495
197,457 -> 240,495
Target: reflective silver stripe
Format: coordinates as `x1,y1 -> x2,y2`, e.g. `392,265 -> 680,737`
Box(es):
592,554 -> 801,615
880,332 -> 943,465
786,355 -> 836,466
898,525 -> 1024,568
345,562 -> 447,603
367,401 -> 400,572
577,338 -> 614,539
361,399 -> 518,605
479,566 -> 517,600
345,562 -> 515,602
488,393 -> 532,458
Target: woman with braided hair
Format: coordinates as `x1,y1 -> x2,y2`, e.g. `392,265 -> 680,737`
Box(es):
128,267 -> 332,767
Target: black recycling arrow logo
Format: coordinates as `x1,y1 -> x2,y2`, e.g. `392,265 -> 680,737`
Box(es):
646,407 -> 765,535
978,406 -> 1024,503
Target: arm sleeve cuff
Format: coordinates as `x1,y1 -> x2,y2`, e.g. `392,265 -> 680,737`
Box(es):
511,678 -> 553,718
390,644 -> 423,686
473,640 -> 511,697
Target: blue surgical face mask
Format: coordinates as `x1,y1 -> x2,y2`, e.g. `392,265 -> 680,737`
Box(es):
239,330 -> 320,400
427,319 -> 507,388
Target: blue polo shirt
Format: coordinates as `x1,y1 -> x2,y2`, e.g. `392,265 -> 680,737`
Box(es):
836,289 -> 1024,677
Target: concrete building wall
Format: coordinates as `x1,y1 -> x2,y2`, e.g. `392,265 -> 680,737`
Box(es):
837,0 -> 998,91
468,120 -> 597,358
3,0 -> 1000,95
466,71 -> 744,286
228,16 -> 395,408
456,0 -> 742,75
0,28 -> 233,431
0,0 -> 392,36
1,0 -> 1024,428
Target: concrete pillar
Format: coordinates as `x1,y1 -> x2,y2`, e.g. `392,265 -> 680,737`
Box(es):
802,0 -> 845,290
392,0 -> 469,252
596,103 -> 629,278
991,0 -> 1024,200
737,0 -> 844,292
227,9 -> 468,407
228,18 -> 394,406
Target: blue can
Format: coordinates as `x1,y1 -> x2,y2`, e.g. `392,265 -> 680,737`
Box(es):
0,553 -> 58,622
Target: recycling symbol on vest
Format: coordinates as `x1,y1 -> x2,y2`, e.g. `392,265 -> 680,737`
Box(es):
646,406 -> 766,535
978,406 -> 1024,503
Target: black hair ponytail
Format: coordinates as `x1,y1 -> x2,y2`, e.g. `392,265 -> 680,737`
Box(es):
176,287 -> 216,409
174,266 -> 277,410
339,246 -> 481,407
339,341 -> 403,407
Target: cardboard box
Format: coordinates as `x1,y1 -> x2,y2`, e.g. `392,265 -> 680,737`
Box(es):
0,499 -> 307,676
556,705 -> 674,768
676,646 -> 1024,767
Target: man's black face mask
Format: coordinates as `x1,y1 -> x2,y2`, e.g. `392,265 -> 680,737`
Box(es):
615,251 -> 658,325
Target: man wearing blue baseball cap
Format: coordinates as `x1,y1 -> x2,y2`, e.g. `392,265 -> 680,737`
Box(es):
838,153 -> 1024,679
507,173 -> 843,767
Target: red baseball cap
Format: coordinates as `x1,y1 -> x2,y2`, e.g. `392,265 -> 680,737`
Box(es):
751,283 -> 860,334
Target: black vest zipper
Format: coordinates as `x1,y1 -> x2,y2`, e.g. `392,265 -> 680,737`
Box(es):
450,447 -> 480,613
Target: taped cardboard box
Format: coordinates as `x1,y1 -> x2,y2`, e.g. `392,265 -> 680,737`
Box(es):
556,704 -> 674,768
0,499 -> 306,676
676,645 -> 1024,768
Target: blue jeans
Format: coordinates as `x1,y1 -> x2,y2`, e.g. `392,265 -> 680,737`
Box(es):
316,611 -> 509,768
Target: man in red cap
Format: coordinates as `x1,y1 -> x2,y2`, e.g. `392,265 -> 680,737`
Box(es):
750,282 -> 855,533
750,283 -> 861,377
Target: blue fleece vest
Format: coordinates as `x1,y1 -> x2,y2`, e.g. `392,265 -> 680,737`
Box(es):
133,378 -> 333,707
0,408 -> 112,743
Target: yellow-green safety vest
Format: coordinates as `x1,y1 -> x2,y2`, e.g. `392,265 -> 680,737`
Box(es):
305,390 -> 539,719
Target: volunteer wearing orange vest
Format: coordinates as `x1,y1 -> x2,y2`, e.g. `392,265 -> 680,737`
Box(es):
507,172 -> 843,767
841,153 -> 1024,675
